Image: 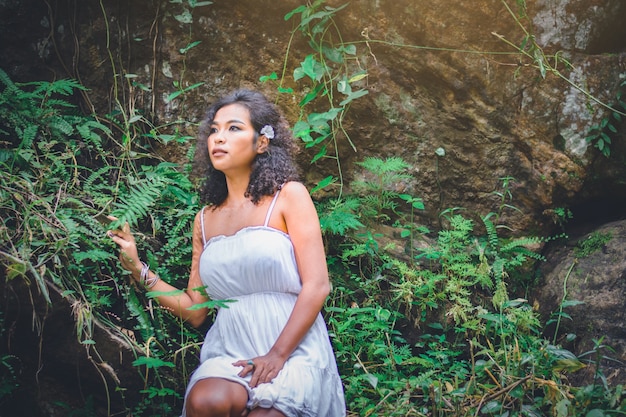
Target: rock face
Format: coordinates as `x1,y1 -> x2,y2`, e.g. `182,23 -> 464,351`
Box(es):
535,220 -> 626,385
1,0 -> 624,232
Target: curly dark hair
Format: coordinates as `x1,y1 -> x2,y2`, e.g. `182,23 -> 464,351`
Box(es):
195,89 -> 300,206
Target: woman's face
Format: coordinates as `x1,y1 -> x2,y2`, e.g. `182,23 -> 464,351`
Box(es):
207,103 -> 268,174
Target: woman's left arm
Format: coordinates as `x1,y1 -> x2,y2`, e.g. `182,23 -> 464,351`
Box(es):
235,182 -> 331,387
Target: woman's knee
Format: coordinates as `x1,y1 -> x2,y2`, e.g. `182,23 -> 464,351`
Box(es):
186,378 -> 247,417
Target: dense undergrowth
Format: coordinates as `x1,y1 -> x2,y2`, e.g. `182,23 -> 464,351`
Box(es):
1,67 -> 625,416
2,0 -> 626,415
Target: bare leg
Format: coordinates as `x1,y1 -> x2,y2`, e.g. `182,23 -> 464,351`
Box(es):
248,408 -> 287,417
186,378 -> 249,417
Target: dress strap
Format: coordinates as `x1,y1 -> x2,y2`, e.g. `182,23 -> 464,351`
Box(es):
200,206 -> 207,246
263,189 -> 282,227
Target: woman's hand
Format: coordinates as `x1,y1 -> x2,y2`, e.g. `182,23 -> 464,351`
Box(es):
107,221 -> 142,281
233,351 -> 287,388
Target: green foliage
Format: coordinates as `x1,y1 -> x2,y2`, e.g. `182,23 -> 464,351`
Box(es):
585,77 -> 626,158
321,158 -> 625,416
260,0 -> 369,194
3,0 -> 626,415
0,68 -> 202,415
574,231 -> 613,258
352,157 -> 413,224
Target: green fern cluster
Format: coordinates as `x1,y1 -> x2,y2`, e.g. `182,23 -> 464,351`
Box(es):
318,156 -> 623,416
0,68 -> 202,415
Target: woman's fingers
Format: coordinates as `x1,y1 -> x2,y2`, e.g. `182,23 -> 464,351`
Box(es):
106,224 -> 141,275
233,357 -> 281,387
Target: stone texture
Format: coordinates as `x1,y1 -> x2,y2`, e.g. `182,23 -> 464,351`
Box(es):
2,0 -> 625,233
534,220 -> 626,385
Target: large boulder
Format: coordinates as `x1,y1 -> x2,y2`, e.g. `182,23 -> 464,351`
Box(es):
534,219 -> 626,385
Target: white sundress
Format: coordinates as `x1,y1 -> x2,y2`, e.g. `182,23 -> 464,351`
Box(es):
182,189 -> 346,417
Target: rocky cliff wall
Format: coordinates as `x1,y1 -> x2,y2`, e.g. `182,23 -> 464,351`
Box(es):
3,0 -> 624,233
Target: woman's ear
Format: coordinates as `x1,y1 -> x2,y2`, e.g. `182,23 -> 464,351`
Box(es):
256,135 -> 270,154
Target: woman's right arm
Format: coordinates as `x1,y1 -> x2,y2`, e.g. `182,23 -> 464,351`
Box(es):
108,210 -> 209,328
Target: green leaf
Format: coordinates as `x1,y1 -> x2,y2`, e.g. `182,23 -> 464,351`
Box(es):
132,356 -> 175,369
293,120 -> 312,142
343,44 -> 357,55
560,300 -> 584,308
308,108 -> 343,124
190,1 -> 213,7
187,299 -> 237,310
284,5 -> 307,21
311,175 -> 335,194
166,90 -> 183,103
299,83 -> 325,106
337,79 -> 351,94
180,40 -> 202,54
259,72 -> 278,82
363,373 -> 378,389
480,400 -> 502,413
174,9 -> 193,24
339,89 -> 368,106
296,55 -> 325,82
311,145 -> 327,163
322,46 -> 343,63
348,71 -> 367,83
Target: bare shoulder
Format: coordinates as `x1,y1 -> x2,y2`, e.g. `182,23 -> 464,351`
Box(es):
192,206 -> 212,233
193,206 -> 207,224
279,181 -> 319,225
280,181 -> 311,200
279,181 -> 315,209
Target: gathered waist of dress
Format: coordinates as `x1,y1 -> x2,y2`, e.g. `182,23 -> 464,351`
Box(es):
212,290 -> 299,307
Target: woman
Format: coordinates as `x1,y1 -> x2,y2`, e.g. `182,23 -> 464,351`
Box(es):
108,89 -> 346,417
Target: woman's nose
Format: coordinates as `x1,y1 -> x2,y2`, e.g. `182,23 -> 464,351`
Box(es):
212,131 -> 225,144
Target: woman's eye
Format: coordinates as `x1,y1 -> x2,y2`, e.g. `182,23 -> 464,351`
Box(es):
208,127 -> 217,135
229,125 -> 240,131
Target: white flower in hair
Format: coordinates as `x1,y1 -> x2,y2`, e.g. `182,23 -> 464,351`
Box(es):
260,125 -> 275,140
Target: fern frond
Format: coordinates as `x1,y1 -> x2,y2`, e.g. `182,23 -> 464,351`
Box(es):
73,249 -> 117,263
112,177 -> 167,227
16,124 -> 38,148
321,198 -> 365,235
21,78 -> 86,97
0,68 -> 18,93
48,115 -> 75,136
482,213 -> 499,250
500,236 -> 543,252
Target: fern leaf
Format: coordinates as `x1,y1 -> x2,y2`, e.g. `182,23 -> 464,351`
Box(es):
73,249 -> 116,263
17,124 -> 38,148
482,214 -> 499,250
112,177 -> 166,227
0,68 -> 18,94
125,287 -> 155,341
